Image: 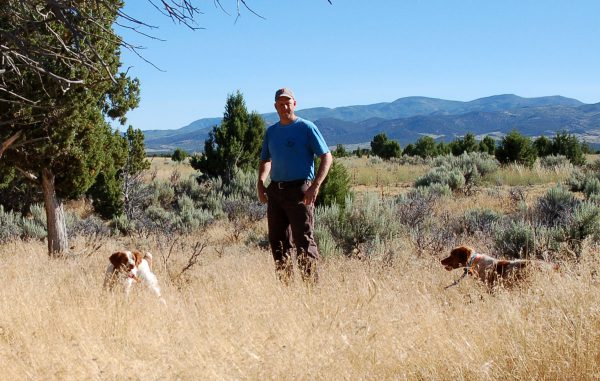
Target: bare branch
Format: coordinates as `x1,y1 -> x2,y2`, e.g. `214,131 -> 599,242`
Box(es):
0,130 -> 23,159
14,165 -> 38,182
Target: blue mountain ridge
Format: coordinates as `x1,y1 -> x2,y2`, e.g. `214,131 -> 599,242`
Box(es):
142,94 -> 599,153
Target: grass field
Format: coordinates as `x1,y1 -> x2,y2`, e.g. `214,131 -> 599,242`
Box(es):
1,232 -> 599,380
2,155 -> 600,380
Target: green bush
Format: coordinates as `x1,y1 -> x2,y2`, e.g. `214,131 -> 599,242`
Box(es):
562,201 -> 600,255
583,177 -> 600,199
415,152 -> 498,192
494,219 -> 535,259
0,205 -> 22,244
317,160 -> 352,207
458,208 -> 501,236
171,148 -> 189,163
495,130 -> 537,167
566,167 -> 588,192
534,186 -> 579,227
539,154 -> 571,169
315,193 -> 400,257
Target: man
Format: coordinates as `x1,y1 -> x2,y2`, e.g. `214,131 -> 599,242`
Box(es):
257,88 -> 332,283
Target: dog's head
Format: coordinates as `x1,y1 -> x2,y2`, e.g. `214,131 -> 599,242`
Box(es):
109,250 -> 137,273
441,246 -> 473,271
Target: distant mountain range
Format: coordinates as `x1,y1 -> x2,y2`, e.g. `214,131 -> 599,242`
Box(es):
142,94 -> 600,153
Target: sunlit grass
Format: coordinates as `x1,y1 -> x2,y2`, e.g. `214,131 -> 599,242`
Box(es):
1,235 -> 600,380
147,156 -> 197,182
490,162 -> 575,187
337,156 -> 429,187
3,154 -> 600,379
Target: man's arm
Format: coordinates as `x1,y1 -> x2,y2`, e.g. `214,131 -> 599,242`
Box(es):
304,152 -> 333,205
257,159 -> 271,204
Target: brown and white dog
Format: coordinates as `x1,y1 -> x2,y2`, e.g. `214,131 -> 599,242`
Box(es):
441,245 -> 558,288
103,250 -> 165,303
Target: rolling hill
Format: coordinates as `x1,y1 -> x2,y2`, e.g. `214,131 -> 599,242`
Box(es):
142,94 -> 599,153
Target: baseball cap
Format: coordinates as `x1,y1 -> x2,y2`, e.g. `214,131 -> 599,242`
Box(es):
275,88 -> 295,101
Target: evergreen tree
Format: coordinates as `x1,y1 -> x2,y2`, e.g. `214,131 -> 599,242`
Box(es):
316,160 -> 352,207
479,136 -> 497,155
370,133 -> 401,160
87,126 -> 149,219
495,130 -> 537,167
332,144 -> 347,158
413,136 -> 438,158
437,141 -> 452,156
402,143 -> 416,156
0,2 -> 139,255
370,133 -> 388,157
550,131 -> 586,166
533,135 -> 552,157
381,140 -> 402,160
171,148 -> 189,163
192,91 -> 265,182
450,132 -> 479,155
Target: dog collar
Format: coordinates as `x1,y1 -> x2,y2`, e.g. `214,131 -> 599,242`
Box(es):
466,252 -> 480,268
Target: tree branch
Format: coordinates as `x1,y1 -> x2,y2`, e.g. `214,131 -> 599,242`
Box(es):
0,130 -> 23,159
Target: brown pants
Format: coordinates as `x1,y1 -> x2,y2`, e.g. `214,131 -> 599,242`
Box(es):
266,180 -> 319,282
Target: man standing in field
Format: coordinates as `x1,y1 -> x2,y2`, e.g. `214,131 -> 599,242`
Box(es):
257,88 -> 332,283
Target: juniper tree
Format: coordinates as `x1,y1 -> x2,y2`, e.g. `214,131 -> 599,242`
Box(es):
192,91 -> 265,182
450,132 -> 479,156
0,1 -> 139,255
495,130 -> 537,168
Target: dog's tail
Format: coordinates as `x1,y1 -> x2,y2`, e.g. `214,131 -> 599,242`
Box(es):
145,252 -> 153,271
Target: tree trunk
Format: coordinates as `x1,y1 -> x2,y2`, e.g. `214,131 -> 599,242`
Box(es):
41,168 -> 69,256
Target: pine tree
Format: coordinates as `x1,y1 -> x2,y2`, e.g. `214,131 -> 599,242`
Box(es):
192,91 -> 265,182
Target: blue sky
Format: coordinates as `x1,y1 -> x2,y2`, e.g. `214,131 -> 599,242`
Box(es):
116,0 -> 600,131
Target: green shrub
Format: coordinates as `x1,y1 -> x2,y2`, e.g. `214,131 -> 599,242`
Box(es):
67,213 -> 109,238
111,214 -> 136,236
566,167 -> 588,192
583,177 -> 600,199
539,154 -> 571,169
317,160 -> 353,207
562,201 -> 600,255
534,186 -> 579,227
0,205 -> 22,244
151,181 -> 176,209
315,193 -> 400,257
494,219 -> 535,259
458,208 -> 501,236
415,152 -> 498,192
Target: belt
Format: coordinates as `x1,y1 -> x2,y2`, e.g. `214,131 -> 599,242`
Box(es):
272,180 -> 309,189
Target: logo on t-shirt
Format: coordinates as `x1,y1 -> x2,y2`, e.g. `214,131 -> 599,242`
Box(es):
286,139 -> 295,148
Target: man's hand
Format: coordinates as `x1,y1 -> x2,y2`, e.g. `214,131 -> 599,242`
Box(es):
257,181 -> 268,204
303,183 -> 320,205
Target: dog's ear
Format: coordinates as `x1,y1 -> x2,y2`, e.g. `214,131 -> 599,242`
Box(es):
109,252 -> 124,268
450,246 -> 472,264
132,250 -> 143,267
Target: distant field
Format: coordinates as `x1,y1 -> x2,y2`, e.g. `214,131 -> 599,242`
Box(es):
147,156 -> 197,181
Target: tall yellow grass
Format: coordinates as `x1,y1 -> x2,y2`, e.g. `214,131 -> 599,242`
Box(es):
2,234 -> 600,380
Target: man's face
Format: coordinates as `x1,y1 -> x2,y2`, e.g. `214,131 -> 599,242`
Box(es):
274,96 -> 296,122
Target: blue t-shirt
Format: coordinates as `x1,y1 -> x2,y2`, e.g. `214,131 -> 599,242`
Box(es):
260,117 -> 330,182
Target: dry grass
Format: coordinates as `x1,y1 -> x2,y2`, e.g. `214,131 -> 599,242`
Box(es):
2,231 -> 600,380
3,155 -> 600,379
491,162 -> 575,187
147,157 -> 197,182
338,157 -> 429,187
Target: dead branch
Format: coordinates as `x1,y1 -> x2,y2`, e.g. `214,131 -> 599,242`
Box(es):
0,130 -> 22,159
